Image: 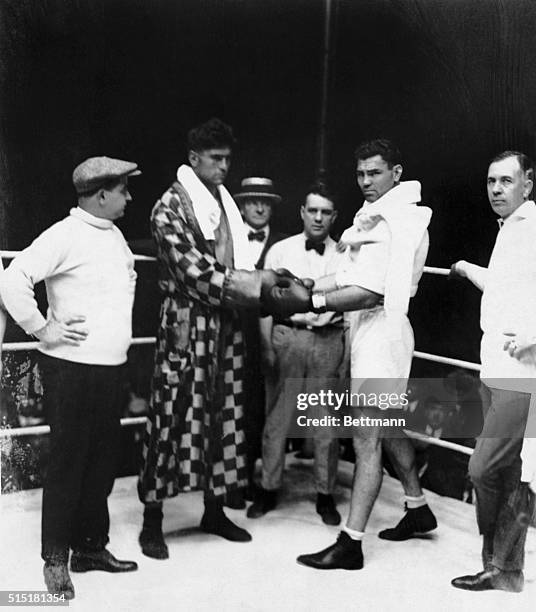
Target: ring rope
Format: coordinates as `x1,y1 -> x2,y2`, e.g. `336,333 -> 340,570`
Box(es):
0,253 -> 473,455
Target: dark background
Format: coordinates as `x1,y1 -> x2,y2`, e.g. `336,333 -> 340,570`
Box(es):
1,0 -> 536,365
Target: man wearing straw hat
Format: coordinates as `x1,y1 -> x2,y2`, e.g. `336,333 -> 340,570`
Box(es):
235,177 -> 287,270
230,176 -> 287,507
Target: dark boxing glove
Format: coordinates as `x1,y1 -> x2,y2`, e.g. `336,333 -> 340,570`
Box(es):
262,278 -> 312,318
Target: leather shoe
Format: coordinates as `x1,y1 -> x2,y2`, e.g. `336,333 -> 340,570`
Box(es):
200,511 -> 252,542
451,567 -> 524,592
70,549 -> 138,573
244,482 -> 262,502
246,488 -> 278,518
139,527 -> 169,559
297,532 -> 364,570
316,494 -> 341,526
378,504 -> 437,541
43,563 -> 75,600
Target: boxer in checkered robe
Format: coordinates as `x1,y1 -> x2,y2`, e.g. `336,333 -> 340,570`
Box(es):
137,119 -> 311,558
138,181 -> 251,501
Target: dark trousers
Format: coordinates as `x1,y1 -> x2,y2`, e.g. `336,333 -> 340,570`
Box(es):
468,385 -> 535,571
242,311 -> 265,482
40,354 -> 124,563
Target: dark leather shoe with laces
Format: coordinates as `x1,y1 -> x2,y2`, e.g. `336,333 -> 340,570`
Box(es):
451,567 -> 524,592
378,504 -> 437,541
43,563 -> 75,600
246,488 -> 278,519
200,512 -> 252,542
139,527 -> 169,559
296,532 -> 364,570
316,494 -> 341,526
70,549 -> 138,573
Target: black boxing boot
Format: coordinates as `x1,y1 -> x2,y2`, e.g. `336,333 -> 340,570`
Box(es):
139,503 -> 169,559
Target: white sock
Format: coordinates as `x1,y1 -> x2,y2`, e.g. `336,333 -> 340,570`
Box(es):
404,494 -> 426,509
343,525 -> 365,541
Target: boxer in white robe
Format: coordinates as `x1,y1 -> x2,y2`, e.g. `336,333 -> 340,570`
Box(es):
297,139 -> 436,571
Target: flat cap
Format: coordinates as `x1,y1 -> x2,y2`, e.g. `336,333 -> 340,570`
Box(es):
72,156 -> 141,195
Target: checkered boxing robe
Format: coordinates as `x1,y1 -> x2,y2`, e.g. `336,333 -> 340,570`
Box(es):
138,181 -> 263,501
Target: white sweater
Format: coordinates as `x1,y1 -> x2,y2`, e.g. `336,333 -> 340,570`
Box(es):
0,207 -> 136,365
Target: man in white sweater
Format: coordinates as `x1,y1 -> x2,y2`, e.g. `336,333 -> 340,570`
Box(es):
0,157 -> 141,600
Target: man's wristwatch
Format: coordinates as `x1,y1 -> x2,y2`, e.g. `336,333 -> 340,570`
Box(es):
311,291 -> 328,314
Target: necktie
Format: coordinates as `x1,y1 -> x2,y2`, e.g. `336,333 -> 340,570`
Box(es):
248,230 -> 266,242
305,239 -> 325,255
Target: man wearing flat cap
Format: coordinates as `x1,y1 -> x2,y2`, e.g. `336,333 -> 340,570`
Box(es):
230,177 -> 287,506
137,118 -> 311,557
0,156 -> 141,599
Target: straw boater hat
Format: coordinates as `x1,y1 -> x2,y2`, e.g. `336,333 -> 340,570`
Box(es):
233,177 -> 282,203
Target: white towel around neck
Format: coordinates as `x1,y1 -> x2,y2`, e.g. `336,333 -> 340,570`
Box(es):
339,181 -> 432,315
176,164 -> 254,270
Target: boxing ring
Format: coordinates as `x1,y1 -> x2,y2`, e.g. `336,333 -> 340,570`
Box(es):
1,251 -> 535,611
0,253 -> 476,457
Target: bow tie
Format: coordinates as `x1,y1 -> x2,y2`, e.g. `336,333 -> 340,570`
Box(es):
305,239 -> 325,255
248,230 -> 266,242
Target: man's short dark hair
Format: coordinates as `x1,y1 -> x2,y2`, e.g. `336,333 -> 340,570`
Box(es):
306,178 -> 337,208
188,118 -> 236,152
354,139 -> 402,168
491,150 -> 534,180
